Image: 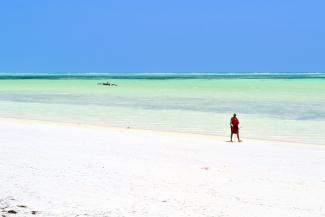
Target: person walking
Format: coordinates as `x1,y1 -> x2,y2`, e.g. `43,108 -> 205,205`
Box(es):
230,113 -> 242,142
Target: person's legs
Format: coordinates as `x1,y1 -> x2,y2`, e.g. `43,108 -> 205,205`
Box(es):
230,132 -> 233,142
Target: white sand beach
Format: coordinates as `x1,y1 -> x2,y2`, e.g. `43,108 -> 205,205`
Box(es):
1,118 -> 325,217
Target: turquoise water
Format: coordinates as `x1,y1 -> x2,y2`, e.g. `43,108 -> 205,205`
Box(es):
0,72 -> 324,145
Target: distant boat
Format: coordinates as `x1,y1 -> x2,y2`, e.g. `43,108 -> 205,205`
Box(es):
97,82 -> 118,87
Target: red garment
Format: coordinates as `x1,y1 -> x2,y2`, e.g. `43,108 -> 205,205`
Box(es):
231,117 -> 239,134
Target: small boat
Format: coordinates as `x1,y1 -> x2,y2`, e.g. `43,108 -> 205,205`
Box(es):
98,82 -> 118,87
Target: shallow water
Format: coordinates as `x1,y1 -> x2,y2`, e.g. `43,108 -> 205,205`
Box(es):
0,73 -> 324,145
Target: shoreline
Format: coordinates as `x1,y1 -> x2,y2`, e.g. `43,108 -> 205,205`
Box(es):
0,116 -> 322,149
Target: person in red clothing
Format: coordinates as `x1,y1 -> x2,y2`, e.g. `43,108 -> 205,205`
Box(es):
230,113 -> 242,142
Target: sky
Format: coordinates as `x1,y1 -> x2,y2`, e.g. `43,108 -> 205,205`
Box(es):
0,0 -> 324,73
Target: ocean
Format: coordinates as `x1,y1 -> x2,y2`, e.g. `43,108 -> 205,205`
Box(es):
0,72 -> 324,145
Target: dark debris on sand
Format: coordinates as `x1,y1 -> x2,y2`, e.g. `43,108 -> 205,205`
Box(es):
17,205 -> 27,208
1,198 -> 39,216
7,210 -> 17,214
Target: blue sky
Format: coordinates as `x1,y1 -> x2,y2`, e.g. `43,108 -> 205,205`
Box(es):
0,0 -> 324,73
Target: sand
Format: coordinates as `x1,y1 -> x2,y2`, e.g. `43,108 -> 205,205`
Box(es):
1,118 -> 325,217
